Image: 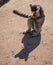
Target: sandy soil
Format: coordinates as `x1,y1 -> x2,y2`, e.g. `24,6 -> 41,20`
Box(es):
0,0 -> 53,65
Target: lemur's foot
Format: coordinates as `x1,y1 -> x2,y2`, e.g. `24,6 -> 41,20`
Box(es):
31,31 -> 40,37
23,30 -> 40,37
23,31 -> 31,34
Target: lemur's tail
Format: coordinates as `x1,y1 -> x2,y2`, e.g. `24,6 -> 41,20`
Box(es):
13,10 -> 31,18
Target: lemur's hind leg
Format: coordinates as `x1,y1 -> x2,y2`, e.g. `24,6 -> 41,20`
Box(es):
23,19 -> 32,34
27,19 -> 32,32
31,22 -> 40,37
33,22 -> 38,32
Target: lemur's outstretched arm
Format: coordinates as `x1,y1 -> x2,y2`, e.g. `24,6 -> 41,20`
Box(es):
13,10 -> 31,18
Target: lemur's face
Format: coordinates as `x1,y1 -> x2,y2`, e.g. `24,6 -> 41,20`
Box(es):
30,4 -> 40,13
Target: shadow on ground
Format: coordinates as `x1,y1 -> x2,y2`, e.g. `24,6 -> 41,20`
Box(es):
0,0 -> 10,7
15,34 -> 41,61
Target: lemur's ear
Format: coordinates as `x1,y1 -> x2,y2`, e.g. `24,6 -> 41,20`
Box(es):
29,4 -> 32,7
39,6 -> 44,15
37,5 -> 41,11
37,5 -> 44,15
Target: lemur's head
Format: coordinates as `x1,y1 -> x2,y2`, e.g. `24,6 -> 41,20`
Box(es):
30,4 -> 44,15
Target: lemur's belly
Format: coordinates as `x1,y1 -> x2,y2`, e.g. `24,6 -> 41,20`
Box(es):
27,18 -> 34,29
27,17 -> 45,30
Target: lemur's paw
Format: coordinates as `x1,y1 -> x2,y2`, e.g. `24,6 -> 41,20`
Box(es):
23,31 -> 31,35
31,32 -> 40,37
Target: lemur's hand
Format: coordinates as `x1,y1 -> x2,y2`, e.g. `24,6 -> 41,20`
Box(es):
31,15 -> 36,19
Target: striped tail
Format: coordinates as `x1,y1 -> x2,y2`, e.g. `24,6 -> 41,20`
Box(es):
13,10 -> 31,18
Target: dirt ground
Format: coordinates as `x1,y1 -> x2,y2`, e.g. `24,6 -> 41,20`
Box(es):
0,0 -> 53,65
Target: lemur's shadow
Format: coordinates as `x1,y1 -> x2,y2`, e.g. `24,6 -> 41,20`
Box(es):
14,33 -> 41,61
0,0 -> 10,7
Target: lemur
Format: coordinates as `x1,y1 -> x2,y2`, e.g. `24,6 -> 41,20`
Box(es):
13,4 -> 45,36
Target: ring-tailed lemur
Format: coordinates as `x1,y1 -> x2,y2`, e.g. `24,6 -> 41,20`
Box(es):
13,4 -> 45,36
